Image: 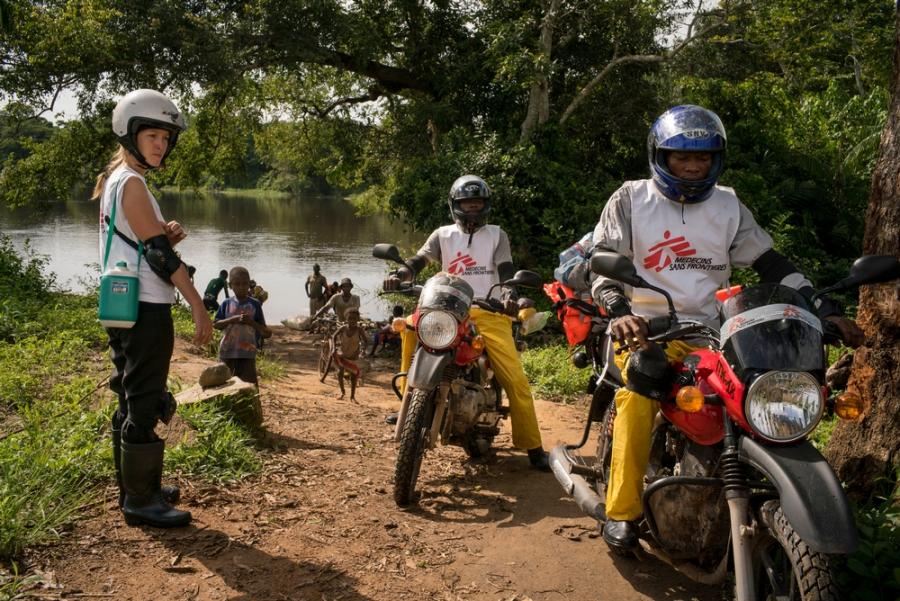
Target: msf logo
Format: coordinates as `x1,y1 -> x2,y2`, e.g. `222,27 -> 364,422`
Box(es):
448,252 -> 477,275
643,230 -> 696,272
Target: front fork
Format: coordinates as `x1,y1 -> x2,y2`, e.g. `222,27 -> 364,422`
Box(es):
722,418 -> 756,601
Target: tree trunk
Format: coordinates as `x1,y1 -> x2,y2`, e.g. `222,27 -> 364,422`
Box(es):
824,5 -> 900,498
520,0 -> 560,142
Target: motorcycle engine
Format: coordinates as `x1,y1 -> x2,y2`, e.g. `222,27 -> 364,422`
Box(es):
449,379 -> 497,435
645,433 -> 730,567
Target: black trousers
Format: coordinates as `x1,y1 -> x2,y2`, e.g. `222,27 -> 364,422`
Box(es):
107,302 -> 174,443
223,357 -> 258,385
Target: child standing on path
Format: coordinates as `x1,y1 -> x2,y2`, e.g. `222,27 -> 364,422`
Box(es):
331,308 -> 367,401
214,267 -> 272,385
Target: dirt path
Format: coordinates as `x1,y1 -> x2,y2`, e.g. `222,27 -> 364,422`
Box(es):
31,327 -> 719,601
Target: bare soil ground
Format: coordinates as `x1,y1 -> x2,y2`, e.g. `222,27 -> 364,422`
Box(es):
25,326 -> 720,601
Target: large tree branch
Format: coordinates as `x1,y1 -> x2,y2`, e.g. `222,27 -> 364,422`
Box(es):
304,87 -> 385,118
559,16 -> 722,125
257,39 -> 435,97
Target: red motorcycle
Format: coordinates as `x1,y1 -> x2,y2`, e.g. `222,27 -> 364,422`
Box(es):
549,252 -> 900,601
373,244 -> 543,506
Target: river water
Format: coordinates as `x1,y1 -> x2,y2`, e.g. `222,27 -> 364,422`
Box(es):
0,191 -> 420,322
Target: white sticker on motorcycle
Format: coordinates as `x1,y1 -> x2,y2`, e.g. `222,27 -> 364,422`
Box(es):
720,303 -> 821,345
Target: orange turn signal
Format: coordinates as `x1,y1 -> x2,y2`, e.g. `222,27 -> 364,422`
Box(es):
834,392 -> 866,421
391,317 -> 407,333
675,386 -> 705,413
471,335 -> 486,352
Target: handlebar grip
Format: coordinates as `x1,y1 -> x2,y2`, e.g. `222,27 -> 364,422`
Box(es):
646,315 -> 672,337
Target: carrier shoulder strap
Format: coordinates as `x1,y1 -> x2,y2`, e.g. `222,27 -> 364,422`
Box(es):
102,177 -> 143,272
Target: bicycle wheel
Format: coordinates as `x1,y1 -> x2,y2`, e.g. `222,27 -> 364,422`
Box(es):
318,337 -> 334,382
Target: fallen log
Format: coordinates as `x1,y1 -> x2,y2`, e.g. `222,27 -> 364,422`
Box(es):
175,377 -> 263,430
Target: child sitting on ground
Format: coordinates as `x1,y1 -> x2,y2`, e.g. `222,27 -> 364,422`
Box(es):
330,308 -> 367,401
369,304 -> 404,357
213,266 -> 272,385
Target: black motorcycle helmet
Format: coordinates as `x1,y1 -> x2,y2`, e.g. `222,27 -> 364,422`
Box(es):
448,175 -> 492,232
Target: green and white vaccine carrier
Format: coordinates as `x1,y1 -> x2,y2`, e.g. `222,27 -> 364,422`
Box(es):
99,179 -> 143,328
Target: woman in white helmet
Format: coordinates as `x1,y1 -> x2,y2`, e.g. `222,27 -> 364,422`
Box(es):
93,89 -> 212,528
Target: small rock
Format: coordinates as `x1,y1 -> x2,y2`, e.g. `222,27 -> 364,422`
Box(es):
200,363 -> 232,388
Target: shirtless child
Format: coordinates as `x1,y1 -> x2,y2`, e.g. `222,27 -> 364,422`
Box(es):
330,308 -> 367,401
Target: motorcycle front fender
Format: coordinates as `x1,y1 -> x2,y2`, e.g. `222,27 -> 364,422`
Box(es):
408,348 -> 454,391
739,437 -> 857,554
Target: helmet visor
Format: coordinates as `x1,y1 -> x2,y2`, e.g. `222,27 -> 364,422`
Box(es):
654,107 -> 726,152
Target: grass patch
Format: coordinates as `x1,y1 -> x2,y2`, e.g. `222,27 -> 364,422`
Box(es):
521,344 -> 590,401
167,402 -> 262,484
257,350 -> 286,380
0,384 -> 108,559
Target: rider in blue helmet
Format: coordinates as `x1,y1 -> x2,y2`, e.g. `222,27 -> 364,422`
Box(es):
588,104 -> 864,553
648,104 -> 726,203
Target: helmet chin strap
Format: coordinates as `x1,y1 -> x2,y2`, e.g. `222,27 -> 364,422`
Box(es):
122,139 -> 156,171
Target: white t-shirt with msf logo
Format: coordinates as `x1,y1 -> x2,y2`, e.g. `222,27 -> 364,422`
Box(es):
591,179 -> 782,328
418,224 -> 513,299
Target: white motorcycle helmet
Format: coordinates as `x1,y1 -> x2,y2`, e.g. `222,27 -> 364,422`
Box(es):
112,89 -> 186,168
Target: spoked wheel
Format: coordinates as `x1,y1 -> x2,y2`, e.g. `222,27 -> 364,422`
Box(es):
393,389 -> 433,506
751,500 -> 841,601
593,402 -> 616,496
318,337 -> 334,382
593,403 -> 632,556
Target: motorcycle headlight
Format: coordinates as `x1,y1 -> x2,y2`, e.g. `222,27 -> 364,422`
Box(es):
745,371 -> 824,442
417,310 -> 458,349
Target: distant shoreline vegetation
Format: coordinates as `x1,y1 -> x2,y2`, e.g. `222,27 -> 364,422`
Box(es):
159,186 -> 291,199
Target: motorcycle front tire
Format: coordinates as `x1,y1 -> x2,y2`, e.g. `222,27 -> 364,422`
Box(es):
393,389 -> 432,507
751,499 -> 841,600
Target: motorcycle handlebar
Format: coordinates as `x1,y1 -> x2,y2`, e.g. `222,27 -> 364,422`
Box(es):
473,298 -> 506,313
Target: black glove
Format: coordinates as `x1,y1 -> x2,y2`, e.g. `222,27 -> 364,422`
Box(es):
596,285 -> 632,318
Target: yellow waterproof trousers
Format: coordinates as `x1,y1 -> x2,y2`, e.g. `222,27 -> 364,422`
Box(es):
606,339 -> 699,521
399,307 -> 543,450
470,307 -> 543,450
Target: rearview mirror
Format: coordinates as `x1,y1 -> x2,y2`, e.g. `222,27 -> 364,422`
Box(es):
372,243 -> 403,264
504,270 -> 542,289
816,255 -> 900,297
590,252 -> 645,287
847,255 -> 900,286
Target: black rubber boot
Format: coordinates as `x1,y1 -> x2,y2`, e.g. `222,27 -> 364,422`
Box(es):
112,426 -> 179,507
528,447 -> 551,472
121,440 -> 191,528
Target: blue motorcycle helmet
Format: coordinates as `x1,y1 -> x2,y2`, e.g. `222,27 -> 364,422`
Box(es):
647,105 -> 727,203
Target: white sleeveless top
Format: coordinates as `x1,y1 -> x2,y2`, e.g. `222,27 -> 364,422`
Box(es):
435,224 -> 502,299
98,164 -> 175,304
629,180 -> 739,326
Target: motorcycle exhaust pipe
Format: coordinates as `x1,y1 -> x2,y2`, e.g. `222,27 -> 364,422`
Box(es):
549,446 -> 606,522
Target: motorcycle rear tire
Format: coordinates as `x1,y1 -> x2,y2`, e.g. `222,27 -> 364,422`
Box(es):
751,499 -> 840,601
393,389 -> 432,507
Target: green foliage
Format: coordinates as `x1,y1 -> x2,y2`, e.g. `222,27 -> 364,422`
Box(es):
835,470 -> 900,601
521,343 -> 590,401
0,388 -> 106,560
166,402 -> 262,484
256,350 -> 286,381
